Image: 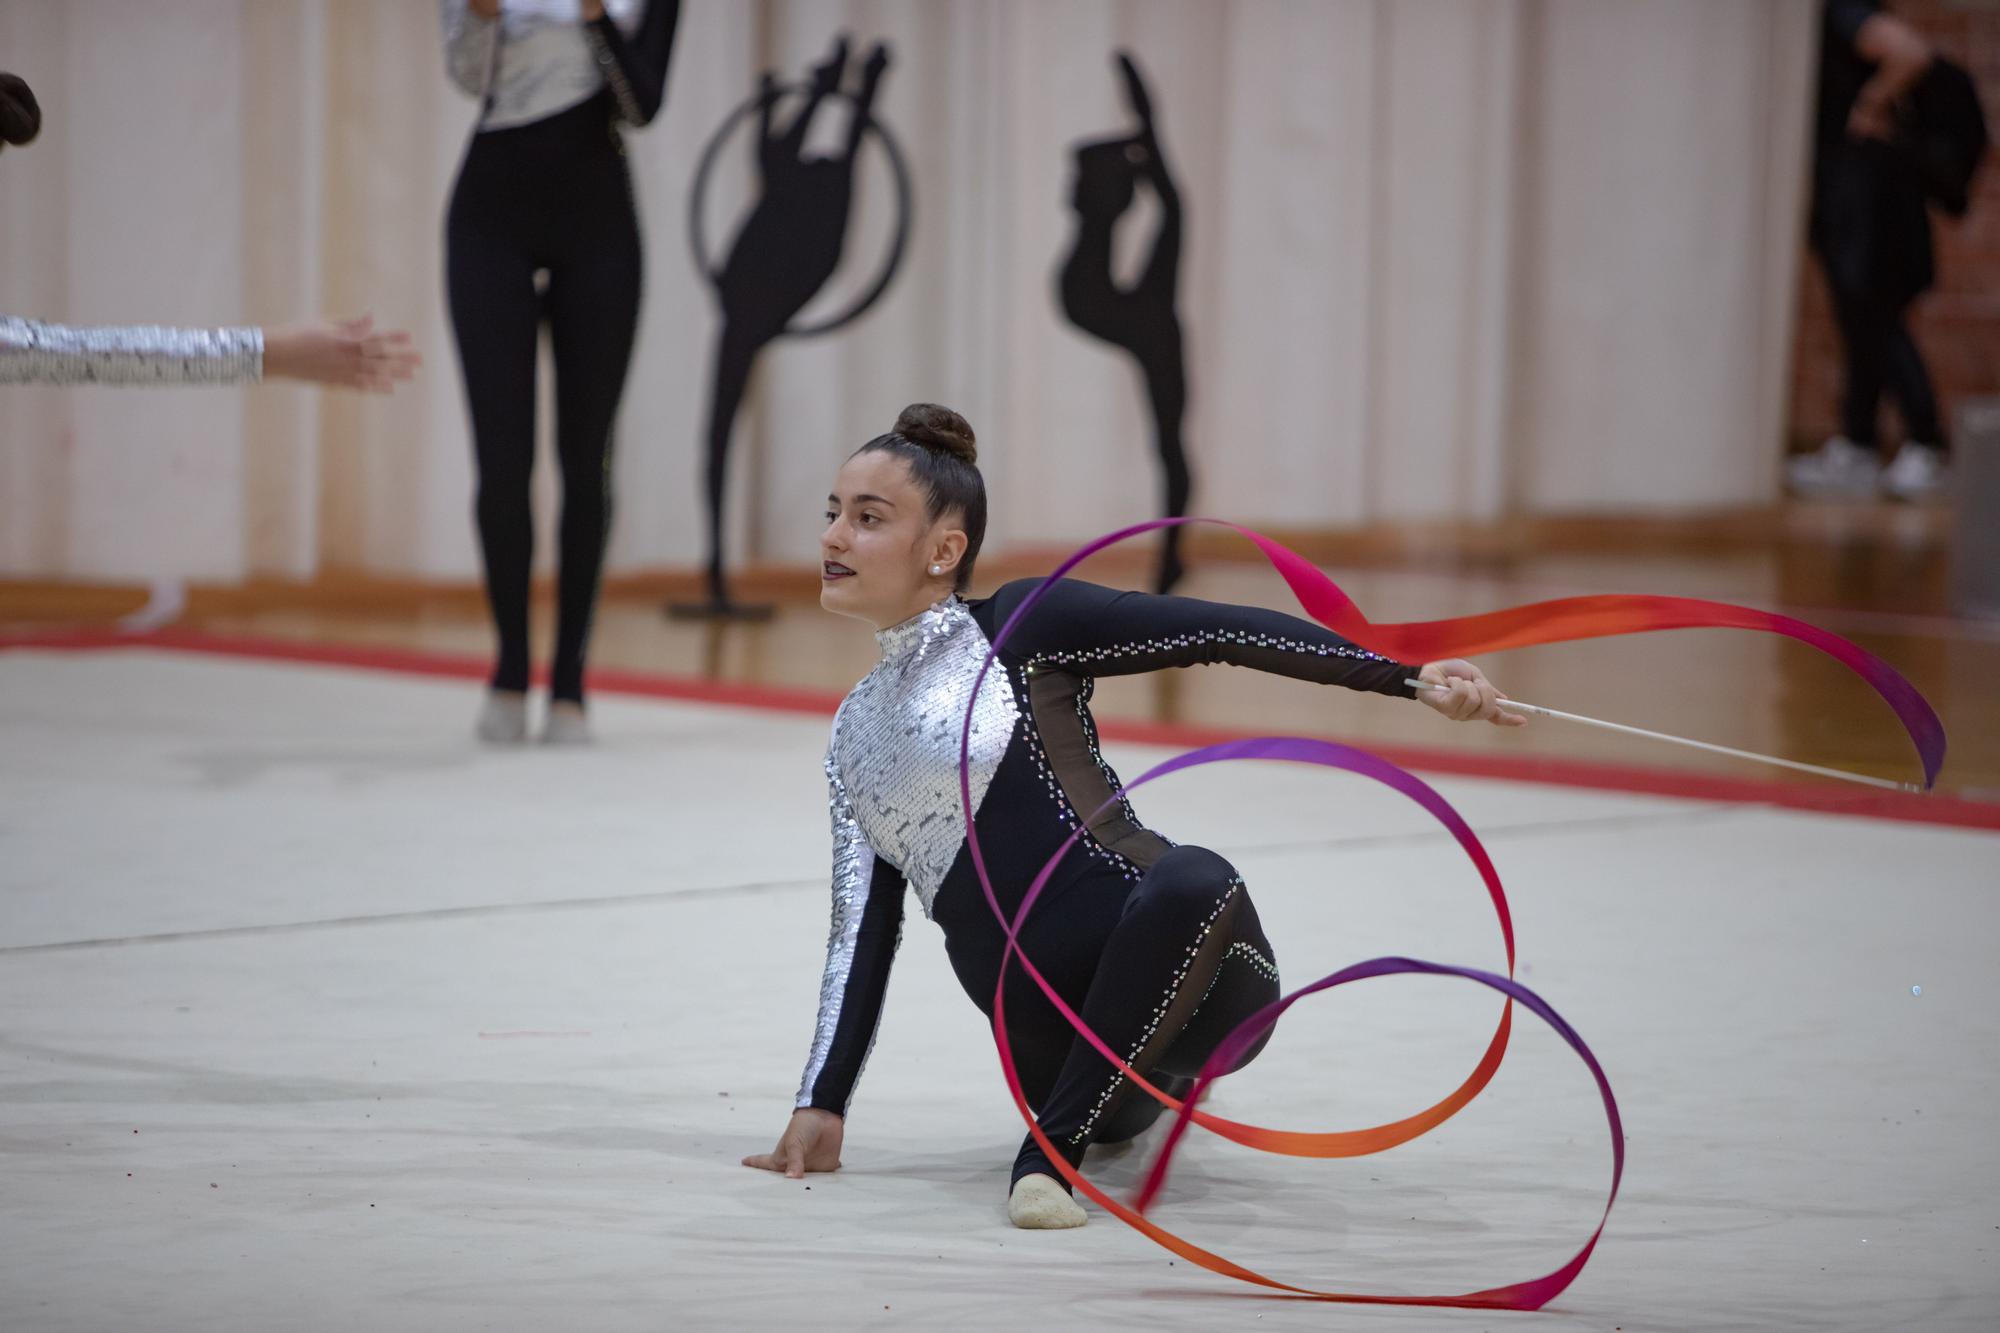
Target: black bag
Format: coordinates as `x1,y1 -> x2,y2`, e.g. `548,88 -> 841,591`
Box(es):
1903,56 -> 1989,217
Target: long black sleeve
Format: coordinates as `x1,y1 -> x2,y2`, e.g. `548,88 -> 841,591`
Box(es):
584,0 -> 679,126
987,577 -> 1418,698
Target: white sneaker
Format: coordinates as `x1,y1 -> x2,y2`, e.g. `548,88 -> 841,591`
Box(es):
475,690 -> 529,744
1880,443 -> 1948,501
541,701 -> 592,745
1787,436 -> 1881,495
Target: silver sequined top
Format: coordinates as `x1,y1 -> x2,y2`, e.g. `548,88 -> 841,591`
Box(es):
830,598 -> 1021,919
790,580 -> 1421,1113
0,317 -> 262,386
796,598 -> 1020,1109
441,0 -> 647,131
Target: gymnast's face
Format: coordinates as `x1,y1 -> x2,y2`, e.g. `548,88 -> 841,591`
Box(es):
821,450 -> 965,630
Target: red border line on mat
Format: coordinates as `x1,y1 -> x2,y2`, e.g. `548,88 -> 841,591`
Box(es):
6,626 -> 1996,832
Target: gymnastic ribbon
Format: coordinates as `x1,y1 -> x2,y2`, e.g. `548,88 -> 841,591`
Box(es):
955,516 -> 1942,1308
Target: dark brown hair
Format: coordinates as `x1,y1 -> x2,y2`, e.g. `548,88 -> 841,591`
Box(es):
0,74 -> 41,153
854,403 -> 986,593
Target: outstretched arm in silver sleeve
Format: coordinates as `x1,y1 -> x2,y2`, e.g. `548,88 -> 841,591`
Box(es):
0,317 -> 261,386
795,750 -> 906,1115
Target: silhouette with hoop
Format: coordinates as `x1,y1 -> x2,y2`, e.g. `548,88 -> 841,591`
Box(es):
676,36 -> 897,619
1058,52 -> 1190,595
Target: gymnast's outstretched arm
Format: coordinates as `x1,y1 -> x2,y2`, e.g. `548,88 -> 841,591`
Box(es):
1,314 -> 418,391
987,576 -> 1522,725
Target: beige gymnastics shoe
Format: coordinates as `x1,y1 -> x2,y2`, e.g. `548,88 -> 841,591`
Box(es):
475,690 -> 529,744
541,700 -> 592,745
1008,1173 -> 1086,1229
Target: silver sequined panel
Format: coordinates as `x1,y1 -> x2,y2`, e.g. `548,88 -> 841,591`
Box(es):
830,598 -> 1021,918
0,318 -> 261,386
794,759 -> 893,1110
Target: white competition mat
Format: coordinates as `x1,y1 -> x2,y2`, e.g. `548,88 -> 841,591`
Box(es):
2,646 -> 1994,1331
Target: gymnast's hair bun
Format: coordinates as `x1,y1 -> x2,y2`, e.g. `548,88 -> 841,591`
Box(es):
0,74 -> 41,152
893,403 -> 977,467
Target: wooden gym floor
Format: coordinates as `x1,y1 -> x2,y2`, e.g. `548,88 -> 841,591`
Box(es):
3,497 -> 1994,802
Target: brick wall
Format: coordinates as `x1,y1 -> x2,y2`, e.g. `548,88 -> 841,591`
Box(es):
1789,0 -> 2000,450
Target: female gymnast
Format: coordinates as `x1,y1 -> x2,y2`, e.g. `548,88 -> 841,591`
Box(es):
745,404 -> 1522,1228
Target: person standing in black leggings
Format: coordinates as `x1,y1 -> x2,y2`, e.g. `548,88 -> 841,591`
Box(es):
1788,1 -> 1948,502
743,404 -> 1524,1229
442,0 -> 679,743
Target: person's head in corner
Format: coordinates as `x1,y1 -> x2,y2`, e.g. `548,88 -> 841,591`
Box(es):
0,73 -> 41,156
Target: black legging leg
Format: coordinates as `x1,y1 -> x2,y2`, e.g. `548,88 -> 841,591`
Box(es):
1011,845 -> 1280,1188
1830,284 -> 1894,451
545,232 -> 642,704
447,226 -> 542,695
1884,319 -> 1945,449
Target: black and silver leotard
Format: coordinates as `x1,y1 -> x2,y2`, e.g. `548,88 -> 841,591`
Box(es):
794,578 -> 1416,1169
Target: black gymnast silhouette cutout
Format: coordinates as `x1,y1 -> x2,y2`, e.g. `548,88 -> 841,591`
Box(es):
672,35 -> 910,621
1058,52 -> 1190,595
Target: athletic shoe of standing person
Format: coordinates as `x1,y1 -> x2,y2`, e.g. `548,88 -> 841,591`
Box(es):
1879,442 -> 1948,502
1787,435 -> 1881,495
